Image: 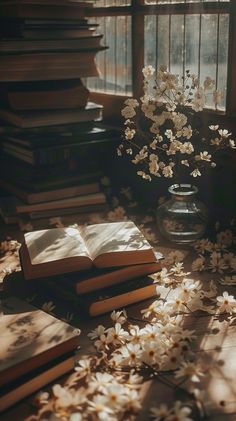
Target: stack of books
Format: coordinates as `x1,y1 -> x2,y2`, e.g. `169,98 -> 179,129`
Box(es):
18,221 -> 163,316
0,0 -> 120,227
0,295 -> 80,412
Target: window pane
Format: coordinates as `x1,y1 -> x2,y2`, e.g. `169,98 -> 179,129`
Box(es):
144,13 -> 229,110
94,0 -> 131,6
86,16 -> 132,94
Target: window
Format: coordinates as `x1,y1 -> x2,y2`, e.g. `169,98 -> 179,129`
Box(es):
87,0 -> 235,118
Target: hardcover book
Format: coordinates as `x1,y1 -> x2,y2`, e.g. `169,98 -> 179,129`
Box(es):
57,259 -> 162,294
44,275 -> 158,317
0,296 -> 80,390
0,1 -> 93,19
0,50 -> 104,81
0,35 -> 104,53
7,78 -> 90,111
0,351 -> 77,412
19,221 -> 158,279
0,102 -> 103,128
0,180 -> 100,205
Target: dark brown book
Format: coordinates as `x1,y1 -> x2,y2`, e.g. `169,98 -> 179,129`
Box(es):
7,79 -> 90,111
0,179 -> 101,204
0,295 -> 80,390
60,260 -> 162,295
19,221 -> 158,280
19,26 -> 98,39
0,351 -> 77,412
0,1 -> 93,19
0,49 -> 106,81
44,275 -> 158,317
0,102 -> 103,128
0,35 -> 103,54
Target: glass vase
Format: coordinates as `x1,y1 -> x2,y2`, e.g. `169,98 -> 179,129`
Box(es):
156,184 -> 208,244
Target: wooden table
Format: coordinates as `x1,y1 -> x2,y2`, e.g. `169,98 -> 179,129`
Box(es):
0,215 -> 236,421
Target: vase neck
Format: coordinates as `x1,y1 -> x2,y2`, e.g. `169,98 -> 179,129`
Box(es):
168,183 -> 198,201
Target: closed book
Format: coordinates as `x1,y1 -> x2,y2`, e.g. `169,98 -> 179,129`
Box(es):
8,78 -> 90,111
15,191 -> 106,213
0,295 -> 80,389
25,202 -> 109,219
44,275 -> 158,317
0,351 -> 77,413
0,50 -> 105,81
19,221 -> 158,280
0,1 -> 93,19
0,196 -> 18,224
1,124 -> 120,148
1,135 -> 117,166
59,259 -> 162,294
0,102 -> 103,128
0,35 -> 104,53
0,164 -> 102,195
17,27 -> 98,39
0,179 -> 100,204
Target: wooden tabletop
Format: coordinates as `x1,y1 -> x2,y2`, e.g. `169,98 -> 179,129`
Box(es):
0,216 -> 236,421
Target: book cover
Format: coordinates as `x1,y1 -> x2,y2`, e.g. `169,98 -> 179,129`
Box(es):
0,351 -> 77,412
44,275 -> 158,317
59,259 -> 162,294
0,1 -> 93,19
0,296 -> 80,388
1,135 -> 118,166
1,124 -> 121,148
19,221 -> 158,279
0,35 -> 104,53
0,102 -> 103,128
0,179 -> 100,205
8,78 -> 90,111
0,50 -> 104,81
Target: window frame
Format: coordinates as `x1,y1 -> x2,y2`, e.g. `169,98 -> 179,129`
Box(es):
87,0 -> 236,123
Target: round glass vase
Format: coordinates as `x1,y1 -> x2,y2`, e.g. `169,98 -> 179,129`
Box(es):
156,184 -> 208,244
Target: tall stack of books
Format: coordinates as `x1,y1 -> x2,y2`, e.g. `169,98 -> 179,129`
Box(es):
0,0 -> 120,228
17,221 -> 163,317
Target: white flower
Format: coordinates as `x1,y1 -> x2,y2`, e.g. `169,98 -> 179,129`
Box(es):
165,250 -> 185,265
216,291 -> 236,314
121,105 -> 136,119
203,76 -> 215,90
200,151 -> 211,161
124,98 -> 139,107
175,361 -> 205,383
142,65 -> 155,78
190,168 -> 201,177
182,125 -> 193,139
192,87 -> 206,111
88,395 -> 114,420
106,323 -> 129,344
209,124 -> 219,131
172,401 -> 194,421
179,142 -> 194,154
88,325 -> 107,340
162,165 -> 174,178
125,127 -> 135,140
150,403 -> 170,420
191,256 -> 206,272
110,309 -> 127,325
209,251 -> 228,273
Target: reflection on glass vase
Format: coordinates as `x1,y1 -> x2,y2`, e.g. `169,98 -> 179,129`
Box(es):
156,184 -> 208,244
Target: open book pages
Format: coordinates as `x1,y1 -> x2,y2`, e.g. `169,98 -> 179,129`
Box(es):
22,221 -> 158,279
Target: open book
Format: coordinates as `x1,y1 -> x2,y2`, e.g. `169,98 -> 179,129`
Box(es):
20,221 -> 158,280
